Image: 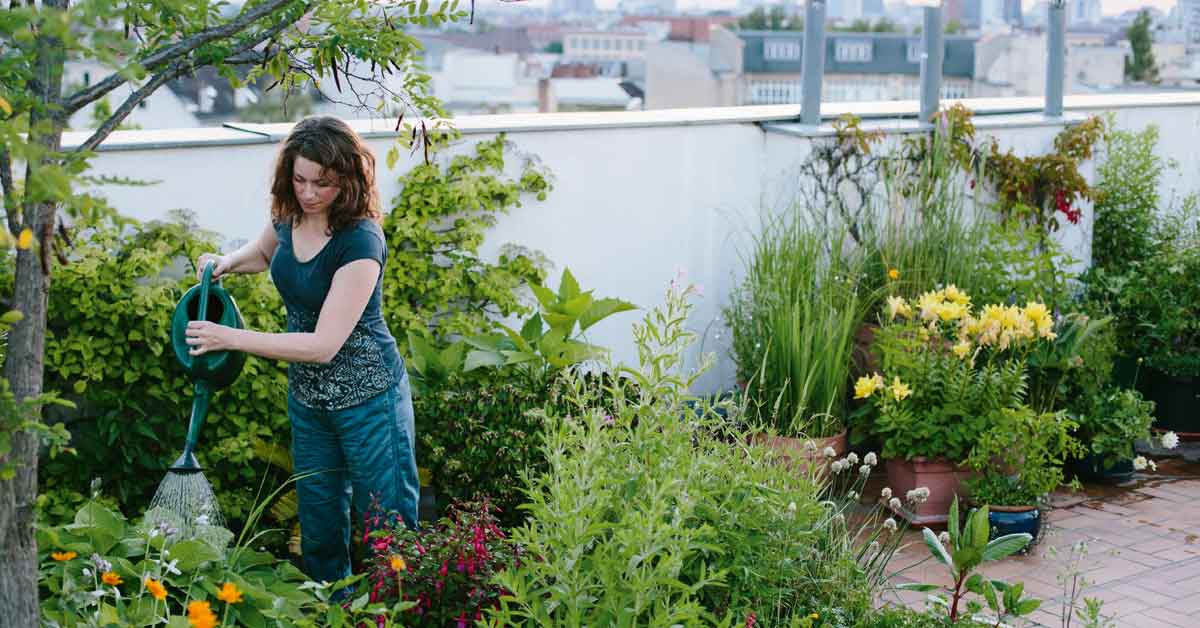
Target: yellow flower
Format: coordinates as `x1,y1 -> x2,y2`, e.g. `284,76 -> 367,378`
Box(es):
810,612 -> 820,620
390,554 -> 407,572
943,284 -> 971,306
887,268 -> 900,280
50,551 -> 76,562
145,578 -> 167,601
854,375 -> 878,399
216,582 -> 243,604
952,341 -> 972,359
17,228 -> 33,250
936,301 -> 968,322
101,571 -> 123,586
916,290 -> 945,322
885,295 -> 911,321
890,377 -> 912,401
187,600 -> 218,628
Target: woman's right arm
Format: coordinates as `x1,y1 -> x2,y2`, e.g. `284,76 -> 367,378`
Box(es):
196,223 -> 279,279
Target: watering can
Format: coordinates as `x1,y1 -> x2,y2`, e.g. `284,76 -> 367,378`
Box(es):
166,261 -> 246,472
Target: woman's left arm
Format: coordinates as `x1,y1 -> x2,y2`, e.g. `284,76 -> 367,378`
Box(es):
186,259 -> 380,364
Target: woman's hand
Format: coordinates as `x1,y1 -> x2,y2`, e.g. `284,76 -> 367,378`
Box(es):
195,253 -> 233,280
186,321 -> 239,355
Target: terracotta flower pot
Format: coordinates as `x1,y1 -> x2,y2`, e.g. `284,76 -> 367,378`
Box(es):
885,457 -> 975,526
752,429 -> 849,468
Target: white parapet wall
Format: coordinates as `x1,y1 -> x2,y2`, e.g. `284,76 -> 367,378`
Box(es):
66,93 -> 1200,394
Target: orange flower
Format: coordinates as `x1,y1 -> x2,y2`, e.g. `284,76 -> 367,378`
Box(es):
187,600 -> 218,628
101,571 -> 123,586
16,228 -> 32,250
390,554 -> 407,572
144,577 -> 167,601
216,581 -> 243,604
887,268 -> 900,280
50,551 -> 76,562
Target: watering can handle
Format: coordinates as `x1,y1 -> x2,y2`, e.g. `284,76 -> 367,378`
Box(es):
197,260 -> 215,323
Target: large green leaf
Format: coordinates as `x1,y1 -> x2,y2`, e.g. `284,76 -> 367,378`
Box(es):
922,527 -> 953,570
520,313 -> 544,345
982,533 -> 1032,562
895,582 -> 939,592
70,502 -> 126,554
557,268 -> 581,302
530,284 -> 558,310
168,538 -> 224,571
579,297 -> 637,333
947,497 -> 961,549
464,349 -> 507,372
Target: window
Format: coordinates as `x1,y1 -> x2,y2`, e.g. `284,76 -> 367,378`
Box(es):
603,39 -> 611,50
763,39 -> 801,61
638,40 -> 646,51
906,41 -> 923,64
749,80 -> 801,104
835,40 -> 872,63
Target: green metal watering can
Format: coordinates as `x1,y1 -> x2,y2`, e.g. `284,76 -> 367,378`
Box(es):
167,261 -> 246,472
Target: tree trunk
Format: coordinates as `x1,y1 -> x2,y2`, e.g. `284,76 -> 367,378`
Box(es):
0,1 -> 66,620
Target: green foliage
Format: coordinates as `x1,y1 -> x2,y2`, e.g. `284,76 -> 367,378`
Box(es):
412,372 -> 559,526
737,6 -> 803,30
726,219 -> 866,437
1092,123 -> 1161,274
1125,10 -> 1158,83
1025,314 -> 1112,413
38,500 -> 411,627
965,408 -> 1083,506
1072,387 -> 1155,470
463,267 -> 637,384
902,497 -> 1038,625
492,282 -> 884,626
972,218 -> 1080,311
381,134 -> 552,346
20,214 -> 291,530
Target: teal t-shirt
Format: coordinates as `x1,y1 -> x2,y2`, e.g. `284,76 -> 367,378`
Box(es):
269,218 -> 403,410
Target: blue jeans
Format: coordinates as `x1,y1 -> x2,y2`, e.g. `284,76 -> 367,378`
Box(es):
289,372 -> 419,584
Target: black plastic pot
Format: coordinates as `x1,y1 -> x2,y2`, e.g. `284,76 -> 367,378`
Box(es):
1145,370 -> 1200,435
988,506 -> 1041,545
1071,452 -> 1135,484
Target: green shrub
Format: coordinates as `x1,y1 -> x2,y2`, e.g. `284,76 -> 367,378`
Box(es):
413,372 -> 559,524
492,280 -> 897,626
28,214 -> 291,529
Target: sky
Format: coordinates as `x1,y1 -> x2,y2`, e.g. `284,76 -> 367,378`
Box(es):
524,0 -> 1181,15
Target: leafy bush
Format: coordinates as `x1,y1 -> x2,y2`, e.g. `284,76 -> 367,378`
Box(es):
1092,123 -> 1162,276
382,133 -> 551,344
964,408 -> 1082,506
24,215 -> 292,529
361,498 -> 517,626
492,280 -> 898,626
1072,387 -> 1156,469
412,373 -> 558,524
38,500 -> 409,627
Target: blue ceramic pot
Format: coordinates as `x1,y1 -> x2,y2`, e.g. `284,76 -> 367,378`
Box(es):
988,507 -> 1041,544
1072,452 -> 1135,484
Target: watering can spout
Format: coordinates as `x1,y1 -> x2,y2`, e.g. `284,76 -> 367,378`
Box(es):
169,451 -> 202,473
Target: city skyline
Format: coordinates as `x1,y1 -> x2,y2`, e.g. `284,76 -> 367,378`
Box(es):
522,0 -> 1176,16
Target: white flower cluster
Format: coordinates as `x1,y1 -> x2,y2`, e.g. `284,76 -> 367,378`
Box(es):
1162,431 -> 1180,450
883,517 -> 898,532
1133,456 -> 1158,472
880,487 -> 892,500
906,487 -> 930,504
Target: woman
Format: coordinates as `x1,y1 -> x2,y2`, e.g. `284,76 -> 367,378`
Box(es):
186,115 -> 418,584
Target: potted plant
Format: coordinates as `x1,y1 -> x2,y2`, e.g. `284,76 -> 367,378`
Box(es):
1069,387 -> 1157,483
727,218 -> 866,461
964,407 -> 1083,543
854,286 -> 1058,524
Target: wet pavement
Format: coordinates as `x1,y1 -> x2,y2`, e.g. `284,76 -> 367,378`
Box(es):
880,443 -> 1200,627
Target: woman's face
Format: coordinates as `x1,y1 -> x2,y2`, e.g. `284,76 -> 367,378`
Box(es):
292,155 -> 341,217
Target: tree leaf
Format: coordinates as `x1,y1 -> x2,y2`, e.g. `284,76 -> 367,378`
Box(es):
578,297 -> 637,333
895,582 -> 939,592
464,349 -> 506,372
557,268 -> 581,302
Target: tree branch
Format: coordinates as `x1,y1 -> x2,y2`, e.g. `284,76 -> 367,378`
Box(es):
73,65 -> 182,154
61,0 -> 308,114
74,11 -> 303,154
